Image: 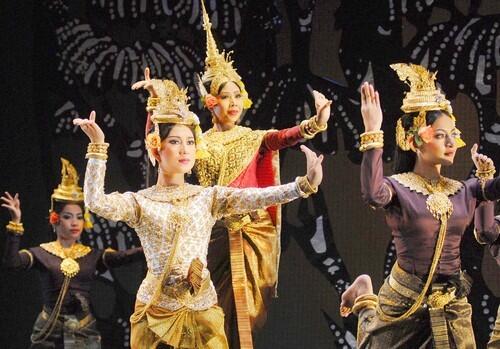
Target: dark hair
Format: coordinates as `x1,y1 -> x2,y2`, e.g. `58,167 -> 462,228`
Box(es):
393,110 -> 451,174
148,123 -> 196,142
216,81 -> 242,95
52,201 -> 84,214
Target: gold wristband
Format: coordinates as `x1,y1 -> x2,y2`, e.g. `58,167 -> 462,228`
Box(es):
299,120 -> 315,139
360,130 -> 384,144
360,131 -> 384,152
299,117 -> 328,140
309,116 -> 328,132
6,221 -> 24,235
359,142 -> 384,152
296,176 -> 318,198
146,97 -> 161,112
475,166 -> 496,201
86,143 -> 109,160
475,168 -> 496,180
352,294 -> 378,316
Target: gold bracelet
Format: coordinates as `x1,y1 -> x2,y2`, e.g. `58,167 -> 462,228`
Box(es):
359,142 -> 384,152
87,142 -> 109,153
296,176 -> 318,198
146,97 -> 161,112
299,120 -> 315,139
360,130 -> 384,144
352,294 -> 378,316
6,221 -> 24,235
86,142 -> 109,160
475,165 -> 496,201
359,131 -> 384,152
309,116 -> 328,133
299,117 -> 328,140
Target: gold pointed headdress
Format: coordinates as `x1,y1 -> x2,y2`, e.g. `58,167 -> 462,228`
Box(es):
199,0 -> 252,109
391,63 -> 464,151
145,79 -> 208,164
50,158 -> 92,229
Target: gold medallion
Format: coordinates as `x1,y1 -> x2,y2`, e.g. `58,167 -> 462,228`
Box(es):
60,257 -> 80,278
426,192 -> 453,221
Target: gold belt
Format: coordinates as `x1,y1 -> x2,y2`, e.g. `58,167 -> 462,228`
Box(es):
387,264 -> 457,349
41,308 -> 94,329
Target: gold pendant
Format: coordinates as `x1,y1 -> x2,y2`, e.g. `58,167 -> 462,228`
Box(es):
426,192 -> 453,221
60,257 -> 80,278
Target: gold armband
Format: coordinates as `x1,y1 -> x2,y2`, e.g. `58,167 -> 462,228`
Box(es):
352,294 -> 378,316
146,97 -> 161,112
300,116 -> 328,140
296,176 -> 318,198
85,142 -> 110,160
19,249 -> 34,269
359,130 -> 384,152
6,221 -> 24,235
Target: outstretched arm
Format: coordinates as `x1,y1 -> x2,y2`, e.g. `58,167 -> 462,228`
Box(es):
262,90 -> 332,151
359,82 -> 394,208
1,193 -> 34,270
99,247 -> 144,271
74,112 -> 140,226
213,145 -> 323,217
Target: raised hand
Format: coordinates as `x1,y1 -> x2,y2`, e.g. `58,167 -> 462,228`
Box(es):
360,82 -> 383,132
471,143 -> 495,172
131,67 -> 158,97
301,145 -> 324,188
1,192 -> 21,223
313,90 -> 333,126
73,111 -> 106,143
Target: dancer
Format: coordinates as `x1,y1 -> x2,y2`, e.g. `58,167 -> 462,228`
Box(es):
2,158 -> 143,349
342,63 -> 500,348
132,4 -> 332,344
74,78 -> 323,349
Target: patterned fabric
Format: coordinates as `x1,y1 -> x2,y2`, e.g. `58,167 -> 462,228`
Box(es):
195,126 -> 267,187
356,266 -> 476,349
84,158 -> 303,312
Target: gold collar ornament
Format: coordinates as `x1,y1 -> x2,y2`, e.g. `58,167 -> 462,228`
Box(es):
391,63 -> 465,151
40,241 -> 91,278
391,172 -> 462,221
197,0 -> 252,110
50,158 -> 93,229
145,79 -> 208,165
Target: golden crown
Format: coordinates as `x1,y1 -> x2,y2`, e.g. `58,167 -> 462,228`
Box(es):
199,0 -> 251,109
51,158 -> 84,205
391,63 -> 465,151
50,158 -> 93,229
390,63 -> 452,115
145,79 -> 208,164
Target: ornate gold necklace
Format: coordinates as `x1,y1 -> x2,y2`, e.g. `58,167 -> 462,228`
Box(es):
40,241 -> 91,278
391,172 -> 463,221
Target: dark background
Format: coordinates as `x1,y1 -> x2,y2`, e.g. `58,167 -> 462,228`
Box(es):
1,0 -> 499,348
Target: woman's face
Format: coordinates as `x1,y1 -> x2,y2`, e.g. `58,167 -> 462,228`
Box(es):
417,114 -> 460,166
212,81 -> 243,126
157,124 -> 196,175
55,204 -> 84,241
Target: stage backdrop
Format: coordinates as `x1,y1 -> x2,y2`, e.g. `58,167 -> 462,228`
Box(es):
1,0 -> 499,348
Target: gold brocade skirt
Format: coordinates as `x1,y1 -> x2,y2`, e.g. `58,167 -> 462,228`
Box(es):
208,209 -> 278,348
357,264 -> 476,349
130,301 -> 228,349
